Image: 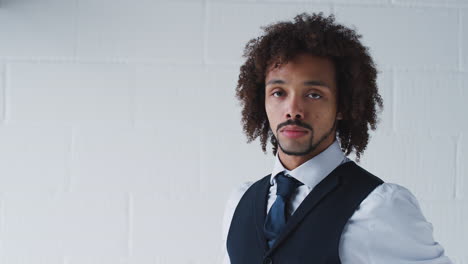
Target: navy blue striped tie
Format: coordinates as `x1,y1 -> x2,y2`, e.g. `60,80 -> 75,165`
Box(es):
263,172 -> 303,248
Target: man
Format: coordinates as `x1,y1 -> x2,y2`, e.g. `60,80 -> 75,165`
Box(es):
222,13 -> 452,264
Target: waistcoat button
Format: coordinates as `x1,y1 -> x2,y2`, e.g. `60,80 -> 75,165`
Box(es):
263,257 -> 273,264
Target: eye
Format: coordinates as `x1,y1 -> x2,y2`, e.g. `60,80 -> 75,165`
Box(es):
272,91 -> 284,97
308,93 -> 322,99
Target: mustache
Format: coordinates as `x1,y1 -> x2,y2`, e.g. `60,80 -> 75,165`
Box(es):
277,119 -> 313,132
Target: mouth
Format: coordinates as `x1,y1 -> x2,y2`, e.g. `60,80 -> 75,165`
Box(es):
280,126 -> 309,139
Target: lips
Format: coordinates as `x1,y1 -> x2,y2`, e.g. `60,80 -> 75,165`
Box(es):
280,126 -> 308,138
280,125 -> 308,133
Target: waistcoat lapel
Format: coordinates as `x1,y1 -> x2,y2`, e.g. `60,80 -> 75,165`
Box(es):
265,162 -> 353,255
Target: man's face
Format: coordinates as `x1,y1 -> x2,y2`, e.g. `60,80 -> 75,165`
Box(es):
265,53 -> 341,157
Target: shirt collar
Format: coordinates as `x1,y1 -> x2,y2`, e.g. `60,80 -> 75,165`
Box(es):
270,138 -> 349,189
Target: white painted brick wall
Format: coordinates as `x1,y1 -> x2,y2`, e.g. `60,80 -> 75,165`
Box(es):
334,5 -> 459,69
76,0 -> 205,63
1,192 -> 128,259
0,0 -> 466,263
0,63 -> 5,123
0,125 -> 70,192
393,71 -> 466,135
8,63 -> 134,125
206,2 -> 331,64
0,0 -> 76,58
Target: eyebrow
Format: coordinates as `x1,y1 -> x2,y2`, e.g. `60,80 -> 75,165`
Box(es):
266,79 -> 330,89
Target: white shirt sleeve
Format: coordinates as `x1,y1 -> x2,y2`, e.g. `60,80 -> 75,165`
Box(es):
339,183 -> 453,264
221,182 -> 253,264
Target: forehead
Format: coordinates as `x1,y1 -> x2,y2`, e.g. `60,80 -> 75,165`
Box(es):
265,54 -> 336,83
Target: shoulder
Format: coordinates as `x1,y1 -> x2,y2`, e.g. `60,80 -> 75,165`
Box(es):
225,181 -> 255,215
340,183 -> 453,263
362,183 -> 422,216
221,174 -> 271,239
221,181 -> 254,241
354,183 -> 429,231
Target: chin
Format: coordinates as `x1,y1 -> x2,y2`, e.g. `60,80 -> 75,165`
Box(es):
279,143 -> 313,156
280,147 -> 314,156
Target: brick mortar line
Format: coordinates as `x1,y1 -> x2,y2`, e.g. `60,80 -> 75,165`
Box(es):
129,67 -> 137,129
391,66 -> 461,73
391,1 -> 467,8
459,8 -> 463,71
391,69 -> 396,134
2,64 -> 9,125
210,0 -> 466,8
333,1 -> 462,9
253,0 -> 390,6
455,133 -> 462,200
1,57 -> 212,67
0,193 -> 4,242
1,63 -> 5,125
64,126 -> 76,193
127,192 -> 133,257
203,0 -> 209,66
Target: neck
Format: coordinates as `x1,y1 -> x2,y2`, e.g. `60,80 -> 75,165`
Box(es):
278,136 -> 335,171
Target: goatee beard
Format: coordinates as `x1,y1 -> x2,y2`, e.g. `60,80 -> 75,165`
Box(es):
277,121 -> 336,156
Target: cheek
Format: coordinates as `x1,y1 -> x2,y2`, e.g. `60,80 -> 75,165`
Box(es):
308,107 -> 336,125
265,104 -> 279,130
265,101 -> 275,119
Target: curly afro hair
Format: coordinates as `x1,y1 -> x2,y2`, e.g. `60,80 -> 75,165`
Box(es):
235,12 -> 383,162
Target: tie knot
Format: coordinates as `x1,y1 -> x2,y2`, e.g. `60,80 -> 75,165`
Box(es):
275,173 -> 302,199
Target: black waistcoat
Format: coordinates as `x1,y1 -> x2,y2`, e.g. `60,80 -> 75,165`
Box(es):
226,161 -> 384,264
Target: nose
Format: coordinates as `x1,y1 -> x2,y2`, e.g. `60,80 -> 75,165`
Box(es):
285,96 -> 304,120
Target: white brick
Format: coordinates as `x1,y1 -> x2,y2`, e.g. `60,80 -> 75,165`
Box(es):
0,256 -> 64,264
393,0 -> 468,7
70,126 -> 200,194
0,0 -> 76,57
1,192 -> 128,258
131,193 -> 221,263
374,68 -> 392,133
76,0 -> 204,63
136,65 -> 242,132
418,200 -> 468,261
134,64 -> 207,126
200,129 -> 275,198
0,125 -> 69,192
451,256 -> 468,264
357,132 -> 456,200
334,6 -> 458,69
71,127 -> 160,192
75,0 -> 137,59
393,70 -> 465,135
206,2 -> 331,64
8,63 -> 133,125
126,256 -> 156,264
201,66 -> 243,132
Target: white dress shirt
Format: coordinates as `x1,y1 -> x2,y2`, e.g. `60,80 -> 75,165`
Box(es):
222,139 -> 453,264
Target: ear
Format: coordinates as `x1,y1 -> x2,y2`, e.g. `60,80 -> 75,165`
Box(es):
336,112 -> 343,120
